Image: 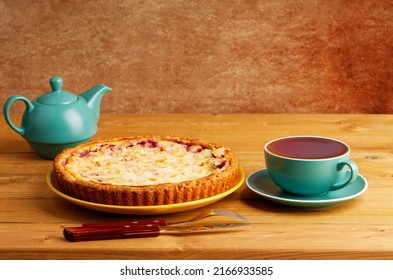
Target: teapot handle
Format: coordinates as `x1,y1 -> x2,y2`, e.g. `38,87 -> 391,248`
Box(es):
3,95 -> 34,137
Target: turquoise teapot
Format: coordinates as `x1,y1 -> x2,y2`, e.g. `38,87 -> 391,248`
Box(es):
3,76 -> 111,159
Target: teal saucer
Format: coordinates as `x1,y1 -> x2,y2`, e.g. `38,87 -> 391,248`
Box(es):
246,169 -> 367,209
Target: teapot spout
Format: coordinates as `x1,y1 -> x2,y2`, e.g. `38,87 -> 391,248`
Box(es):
80,84 -> 111,121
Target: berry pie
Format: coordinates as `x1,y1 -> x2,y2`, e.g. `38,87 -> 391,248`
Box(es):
53,136 -> 240,206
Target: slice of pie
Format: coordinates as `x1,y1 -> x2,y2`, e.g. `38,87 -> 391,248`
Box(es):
53,136 -> 240,206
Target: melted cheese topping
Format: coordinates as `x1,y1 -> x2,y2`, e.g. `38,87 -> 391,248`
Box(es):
64,139 -> 228,186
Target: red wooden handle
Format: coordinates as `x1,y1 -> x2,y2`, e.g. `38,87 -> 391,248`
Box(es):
82,219 -> 167,228
63,225 -> 160,242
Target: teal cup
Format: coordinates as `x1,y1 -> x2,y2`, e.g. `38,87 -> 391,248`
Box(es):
264,136 -> 359,197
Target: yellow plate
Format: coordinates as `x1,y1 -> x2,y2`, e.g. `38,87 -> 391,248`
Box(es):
46,168 -> 245,215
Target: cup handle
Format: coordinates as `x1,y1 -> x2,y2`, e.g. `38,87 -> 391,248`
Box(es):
3,95 -> 34,137
330,160 -> 359,191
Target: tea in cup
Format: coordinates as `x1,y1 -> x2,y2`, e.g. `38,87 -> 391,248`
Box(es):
264,136 -> 359,196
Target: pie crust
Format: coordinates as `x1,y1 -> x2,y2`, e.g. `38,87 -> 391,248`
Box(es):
53,136 -> 240,206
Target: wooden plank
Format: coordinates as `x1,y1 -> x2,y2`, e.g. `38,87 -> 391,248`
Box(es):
1,114 -> 393,259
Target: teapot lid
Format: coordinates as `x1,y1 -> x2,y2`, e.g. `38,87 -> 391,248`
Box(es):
36,76 -> 78,105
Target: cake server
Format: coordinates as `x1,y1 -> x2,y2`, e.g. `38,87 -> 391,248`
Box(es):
81,209 -> 249,228
63,209 -> 251,242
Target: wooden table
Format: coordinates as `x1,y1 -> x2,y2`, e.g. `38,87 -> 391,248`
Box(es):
1,114 -> 393,260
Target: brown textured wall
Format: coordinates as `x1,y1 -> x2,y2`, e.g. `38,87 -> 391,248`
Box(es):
1,0 -> 392,114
